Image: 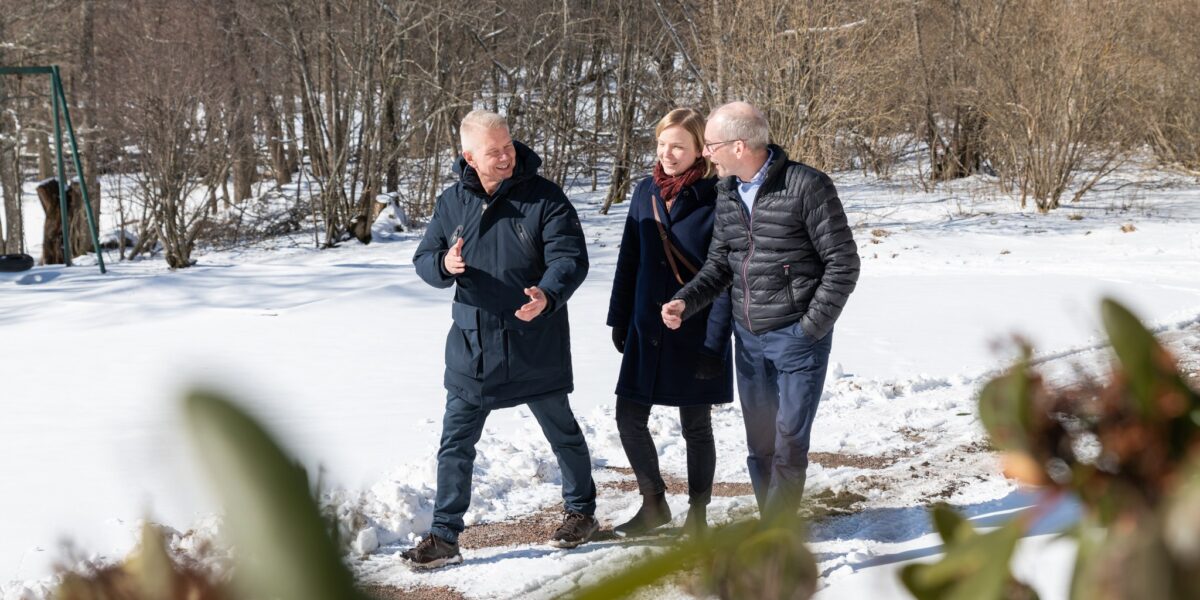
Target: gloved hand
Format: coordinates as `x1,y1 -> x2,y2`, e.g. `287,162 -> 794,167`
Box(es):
612,326 -> 627,354
694,353 -> 725,380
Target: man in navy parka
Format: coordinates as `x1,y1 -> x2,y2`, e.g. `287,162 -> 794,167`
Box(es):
403,110 -> 597,569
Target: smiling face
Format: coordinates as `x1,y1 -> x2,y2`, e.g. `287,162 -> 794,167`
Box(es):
463,126 -> 516,193
656,125 -> 701,176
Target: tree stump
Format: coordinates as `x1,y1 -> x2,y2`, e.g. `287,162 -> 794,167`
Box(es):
37,179 -> 65,265
37,178 -> 100,265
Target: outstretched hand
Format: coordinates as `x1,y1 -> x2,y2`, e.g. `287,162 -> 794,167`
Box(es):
661,299 -> 686,330
516,286 -> 547,321
443,238 -> 466,275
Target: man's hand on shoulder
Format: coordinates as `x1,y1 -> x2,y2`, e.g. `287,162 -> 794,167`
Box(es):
516,286 -> 547,321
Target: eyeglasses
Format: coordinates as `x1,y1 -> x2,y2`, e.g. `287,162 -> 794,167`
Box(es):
703,139 -> 740,152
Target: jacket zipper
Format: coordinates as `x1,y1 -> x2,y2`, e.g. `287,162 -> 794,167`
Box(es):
784,263 -> 795,309
738,200 -> 755,334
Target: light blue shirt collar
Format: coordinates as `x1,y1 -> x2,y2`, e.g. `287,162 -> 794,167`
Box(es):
737,148 -> 775,211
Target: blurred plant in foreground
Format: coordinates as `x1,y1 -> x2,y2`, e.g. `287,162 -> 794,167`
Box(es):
904,298 -> 1200,600
54,389 -> 369,600
566,507 -> 817,600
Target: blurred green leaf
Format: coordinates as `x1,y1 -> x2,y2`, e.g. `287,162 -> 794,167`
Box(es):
1101,298 -> 1189,418
931,503 -> 974,545
702,519 -> 817,600
978,351 -> 1037,455
567,512 -> 817,600
185,389 -> 366,600
901,508 -> 1036,600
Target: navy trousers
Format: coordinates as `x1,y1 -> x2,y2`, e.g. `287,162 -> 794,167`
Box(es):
431,392 -> 596,543
733,320 -> 833,515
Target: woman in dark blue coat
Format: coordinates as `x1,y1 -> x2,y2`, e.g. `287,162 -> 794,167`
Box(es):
607,108 -> 733,537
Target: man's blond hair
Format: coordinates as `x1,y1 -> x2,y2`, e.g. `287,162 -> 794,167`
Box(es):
460,109 -> 510,152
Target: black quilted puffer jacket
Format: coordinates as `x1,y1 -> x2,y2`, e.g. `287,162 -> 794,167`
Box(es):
673,145 -> 859,339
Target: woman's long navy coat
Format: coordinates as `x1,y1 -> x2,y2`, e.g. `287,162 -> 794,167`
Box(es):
607,176 -> 733,406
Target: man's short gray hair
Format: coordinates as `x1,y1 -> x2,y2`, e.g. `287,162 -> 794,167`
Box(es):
710,102 -> 770,150
460,109 -> 510,152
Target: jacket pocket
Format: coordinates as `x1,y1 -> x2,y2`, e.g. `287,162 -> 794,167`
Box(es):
446,302 -> 483,378
783,263 -> 796,310
502,314 -> 565,382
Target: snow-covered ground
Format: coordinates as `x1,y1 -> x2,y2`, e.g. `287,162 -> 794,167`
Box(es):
2,163 -> 1199,599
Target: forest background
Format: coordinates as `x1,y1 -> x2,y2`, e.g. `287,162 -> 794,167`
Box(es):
1,0 -> 1198,267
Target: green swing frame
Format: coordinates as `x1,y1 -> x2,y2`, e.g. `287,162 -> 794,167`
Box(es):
0,65 -> 105,273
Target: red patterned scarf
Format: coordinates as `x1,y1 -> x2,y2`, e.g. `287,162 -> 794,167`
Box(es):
653,160 -> 705,206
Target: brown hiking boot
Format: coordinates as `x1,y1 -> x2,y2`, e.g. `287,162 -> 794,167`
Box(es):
550,511 -> 598,549
400,534 -> 463,570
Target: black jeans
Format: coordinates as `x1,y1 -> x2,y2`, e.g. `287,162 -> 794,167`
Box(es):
615,397 -> 715,506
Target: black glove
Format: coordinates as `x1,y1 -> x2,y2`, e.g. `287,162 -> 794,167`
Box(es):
612,326 -> 627,354
695,352 -> 725,380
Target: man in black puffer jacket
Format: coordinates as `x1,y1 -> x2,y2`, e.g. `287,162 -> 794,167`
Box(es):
406,110 -> 597,569
663,101 -> 859,515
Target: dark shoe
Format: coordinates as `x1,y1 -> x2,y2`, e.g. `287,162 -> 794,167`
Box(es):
614,493 -> 671,538
681,503 -> 707,537
550,511 -> 598,549
400,534 -> 463,570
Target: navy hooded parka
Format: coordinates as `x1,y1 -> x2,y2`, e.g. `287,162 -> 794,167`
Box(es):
413,141 -> 588,409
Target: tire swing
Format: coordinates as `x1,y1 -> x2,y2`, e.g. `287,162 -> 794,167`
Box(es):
0,253 -> 35,272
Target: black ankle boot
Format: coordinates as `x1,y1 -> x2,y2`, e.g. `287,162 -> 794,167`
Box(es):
614,492 -> 671,538
682,503 -> 707,536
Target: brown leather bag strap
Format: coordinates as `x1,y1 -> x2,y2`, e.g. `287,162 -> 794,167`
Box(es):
650,192 -> 698,285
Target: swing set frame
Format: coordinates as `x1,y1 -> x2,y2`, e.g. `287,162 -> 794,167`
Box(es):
0,65 -> 105,274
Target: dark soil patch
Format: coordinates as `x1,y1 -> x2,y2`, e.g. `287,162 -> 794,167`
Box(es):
365,584 -> 466,600
809,452 -> 898,469
711,482 -> 755,497
458,508 -> 618,550
601,467 -> 752,497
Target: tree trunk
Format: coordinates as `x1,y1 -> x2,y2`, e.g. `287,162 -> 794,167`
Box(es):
601,10 -> 639,214
37,131 -> 53,181
220,0 -> 256,203
0,129 -> 21,254
0,46 -> 24,254
79,0 -> 103,236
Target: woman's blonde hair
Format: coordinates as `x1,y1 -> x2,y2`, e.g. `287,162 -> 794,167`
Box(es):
654,108 -> 713,177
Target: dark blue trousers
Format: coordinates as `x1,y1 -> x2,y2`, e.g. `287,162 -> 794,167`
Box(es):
431,392 -> 596,543
733,320 -> 833,515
